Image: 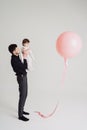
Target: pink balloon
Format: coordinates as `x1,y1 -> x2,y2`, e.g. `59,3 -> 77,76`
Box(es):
56,32 -> 82,59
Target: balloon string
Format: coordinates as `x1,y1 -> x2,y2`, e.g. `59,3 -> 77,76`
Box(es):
34,102 -> 58,118
34,58 -> 68,119
61,58 -> 68,87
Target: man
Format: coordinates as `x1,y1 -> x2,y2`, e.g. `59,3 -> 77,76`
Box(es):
8,44 -> 29,121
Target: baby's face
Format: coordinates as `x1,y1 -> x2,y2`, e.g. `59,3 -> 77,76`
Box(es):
23,42 -> 29,48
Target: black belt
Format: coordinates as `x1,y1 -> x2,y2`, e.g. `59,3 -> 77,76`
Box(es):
16,73 -> 27,77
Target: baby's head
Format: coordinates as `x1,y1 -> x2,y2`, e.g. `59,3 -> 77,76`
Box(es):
22,38 -> 30,47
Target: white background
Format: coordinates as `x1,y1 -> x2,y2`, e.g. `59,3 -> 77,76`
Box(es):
0,0 -> 87,129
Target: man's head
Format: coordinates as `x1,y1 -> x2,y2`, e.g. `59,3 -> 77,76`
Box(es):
8,44 -> 20,56
22,38 -> 30,47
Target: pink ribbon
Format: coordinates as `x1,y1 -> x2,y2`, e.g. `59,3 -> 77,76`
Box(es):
34,103 -> 58,118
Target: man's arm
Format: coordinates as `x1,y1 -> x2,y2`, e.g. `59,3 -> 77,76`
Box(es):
11,57 -> 28,74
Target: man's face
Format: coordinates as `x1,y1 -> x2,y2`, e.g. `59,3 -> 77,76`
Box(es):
13,47 -> 20,56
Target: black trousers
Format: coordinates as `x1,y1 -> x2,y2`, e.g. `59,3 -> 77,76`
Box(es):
17,74 -> 28,117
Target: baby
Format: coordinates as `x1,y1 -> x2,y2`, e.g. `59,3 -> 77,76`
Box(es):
20,38 -> 35,71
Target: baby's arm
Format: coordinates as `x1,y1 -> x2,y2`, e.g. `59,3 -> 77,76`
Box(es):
22,47 -> 29,56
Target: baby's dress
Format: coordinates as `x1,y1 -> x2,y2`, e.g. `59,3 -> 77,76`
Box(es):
26,49 -> 34,71
19,46 -> 35,71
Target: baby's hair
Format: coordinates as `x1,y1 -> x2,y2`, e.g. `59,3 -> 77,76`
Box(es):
22,38 -> 30,46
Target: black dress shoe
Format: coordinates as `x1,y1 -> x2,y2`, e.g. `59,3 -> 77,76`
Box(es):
23,111 -> 29,115
19,116 -> 29,121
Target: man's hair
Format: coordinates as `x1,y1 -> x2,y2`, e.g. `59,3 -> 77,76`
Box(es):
8,44 -> 17,54
22,38 -> 30,46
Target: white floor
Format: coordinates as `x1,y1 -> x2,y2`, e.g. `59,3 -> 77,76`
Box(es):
0,86 -> 87,130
